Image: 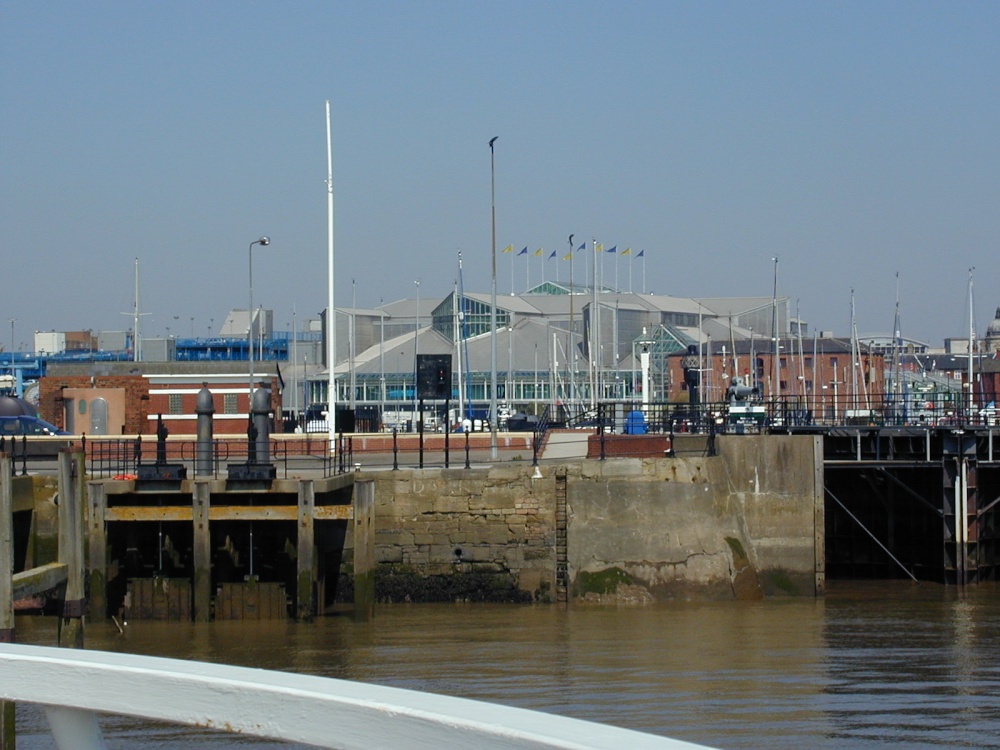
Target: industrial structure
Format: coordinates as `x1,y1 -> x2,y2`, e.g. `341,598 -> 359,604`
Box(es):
5,289 -> 1000,434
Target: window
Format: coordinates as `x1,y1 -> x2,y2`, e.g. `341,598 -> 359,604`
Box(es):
224,394 -> 238,414
168,394 -> 183,415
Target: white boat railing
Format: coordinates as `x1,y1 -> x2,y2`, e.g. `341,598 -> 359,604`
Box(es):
0,643 -> 711,750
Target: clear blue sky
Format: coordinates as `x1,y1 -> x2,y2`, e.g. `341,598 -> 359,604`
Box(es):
3,1 -> 998,349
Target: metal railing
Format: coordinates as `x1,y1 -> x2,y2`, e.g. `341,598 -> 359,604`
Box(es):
84,436 -> 350,479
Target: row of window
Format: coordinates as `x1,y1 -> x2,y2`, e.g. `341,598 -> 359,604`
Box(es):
166,393 -> 240,415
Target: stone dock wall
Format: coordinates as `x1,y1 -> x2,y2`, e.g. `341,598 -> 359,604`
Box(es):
363,434 -> 823,602
17,436 -> 824,606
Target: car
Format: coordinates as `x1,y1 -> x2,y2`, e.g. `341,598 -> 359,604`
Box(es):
0,415 -> 70,438
0,415 -> 72,458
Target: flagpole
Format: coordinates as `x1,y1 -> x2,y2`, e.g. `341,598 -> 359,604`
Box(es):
568,234 -> 574,408
510,243 -> 515,296
591,238 -> 598,408
489,136 -> 499,461
325,100 -> 337,453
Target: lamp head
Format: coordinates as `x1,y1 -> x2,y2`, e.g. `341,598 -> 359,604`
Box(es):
258,236 -> 270,246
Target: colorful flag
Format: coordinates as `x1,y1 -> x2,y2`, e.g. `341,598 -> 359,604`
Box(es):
596,243 -> 604,252
502,244 -> 514,254
622,248 -> 632,256
576,243 -> 585,251
548,250 -> 557,259
562,252 -> 572,261
607,245 -> 617,254
636,249 -> 645,257
533,248 -> 543,257
517,246 -> 528,256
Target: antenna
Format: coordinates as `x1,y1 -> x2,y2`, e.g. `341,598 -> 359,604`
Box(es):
121,257 -> 151,362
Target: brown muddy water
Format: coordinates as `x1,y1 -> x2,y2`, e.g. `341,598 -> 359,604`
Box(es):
12,581 -> 1000,749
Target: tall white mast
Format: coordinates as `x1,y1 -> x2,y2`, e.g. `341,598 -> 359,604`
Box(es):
968,267 -> 976,417
326,100 -> 337,451
133,258 -> 142,362
771,256 -> 780,401
122,257 -> 149,363
454,262 -> 464,426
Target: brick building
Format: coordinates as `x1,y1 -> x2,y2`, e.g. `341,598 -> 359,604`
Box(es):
40,362 -> 282,436
665,336 -> 885,410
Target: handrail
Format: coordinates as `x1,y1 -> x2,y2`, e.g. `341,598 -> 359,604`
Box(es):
0,644 -> 710,750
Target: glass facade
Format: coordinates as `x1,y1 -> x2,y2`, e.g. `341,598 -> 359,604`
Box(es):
432,294 -> 510,341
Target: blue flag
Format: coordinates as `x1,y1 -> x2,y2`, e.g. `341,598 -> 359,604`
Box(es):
607,245 -> 617,254
548,250 -> 557,259
636,249 -> 645,258
517,246 -> 528,256
576,243 -> 585,251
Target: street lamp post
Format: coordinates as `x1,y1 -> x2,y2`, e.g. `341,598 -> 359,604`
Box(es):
248,236 -> 271,401
414,279 -> 420,432
489,136 -> 499,460
8,318 -> 15,379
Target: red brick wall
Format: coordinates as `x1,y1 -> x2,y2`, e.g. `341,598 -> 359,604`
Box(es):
40,375 -> 282,436
39,375 -> 150,434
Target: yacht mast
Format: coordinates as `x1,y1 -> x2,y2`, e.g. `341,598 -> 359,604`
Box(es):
968,267 -> 976,417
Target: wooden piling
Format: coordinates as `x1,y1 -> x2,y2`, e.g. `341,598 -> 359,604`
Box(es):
86,481 -> 107,620
353,479 -> 375,622
1,456 -> 15,750
192,482 -> 212,622
1,457 -> 13,643
57,451 -> 85,649
297,480 -> 316,620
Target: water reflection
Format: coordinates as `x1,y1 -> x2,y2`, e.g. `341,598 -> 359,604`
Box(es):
13,581 -> 1000,749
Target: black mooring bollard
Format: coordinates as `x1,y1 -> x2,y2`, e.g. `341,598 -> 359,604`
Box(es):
392,429 -> 399,471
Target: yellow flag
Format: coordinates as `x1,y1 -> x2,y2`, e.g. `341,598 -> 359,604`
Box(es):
562,252 -> 572,261
502,244 -> 514,254
622,247 -> 632,256
596,243 -> 604,252
533,248 -> 543,257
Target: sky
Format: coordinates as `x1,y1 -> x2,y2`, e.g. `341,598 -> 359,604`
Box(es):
3,1 -> 999,350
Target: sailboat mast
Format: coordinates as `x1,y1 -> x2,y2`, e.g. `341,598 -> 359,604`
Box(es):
133,258 -> 142,362
968,267 -> 976,416
891,273 -> 903,422
850,289 -> 859,415
454,267 -> 464,426
771,256 -> 780,402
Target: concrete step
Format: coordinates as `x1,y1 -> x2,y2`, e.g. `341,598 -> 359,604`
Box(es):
540,430 -> 589,460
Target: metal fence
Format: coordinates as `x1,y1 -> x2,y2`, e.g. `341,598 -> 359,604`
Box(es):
84,436 -> 349,479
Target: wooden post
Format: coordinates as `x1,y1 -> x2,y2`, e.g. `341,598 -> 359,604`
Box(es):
1,456 -> 13,642
353,479 -> 375,622
57,451 -> 85,649
1,455 -> 15,750
86,482 -> 107,621
812,435 -> 826,596
192,482 -> 212,622
296,480 -> 315,621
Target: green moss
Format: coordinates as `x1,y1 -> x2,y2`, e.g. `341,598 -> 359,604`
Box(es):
725,536 -> 747,560
762,570 -> 798,595
573,567 -> 633,596
334,564 -> 532,604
